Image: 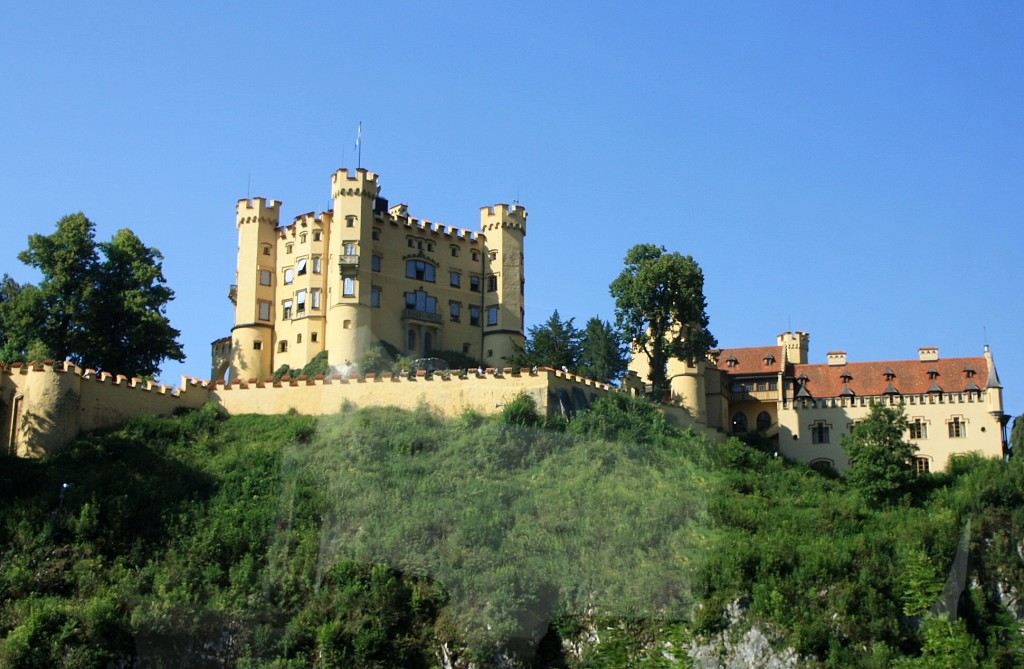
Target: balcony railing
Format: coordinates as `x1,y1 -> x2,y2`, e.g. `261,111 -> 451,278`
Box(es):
339,255 -> 359,268
402,308 -> 442,323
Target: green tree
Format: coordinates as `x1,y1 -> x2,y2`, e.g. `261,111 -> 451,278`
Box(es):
1010,414 -> 1024,456
0,275 -> 49,362
841,402 -> 919,507
577,317 -> 629,384
609,243 -> 716,398
9,213 -> 184,377
508,310 -> 581,371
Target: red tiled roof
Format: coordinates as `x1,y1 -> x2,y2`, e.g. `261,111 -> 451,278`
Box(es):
712,346 -> 785,374
790,357 -> 989,398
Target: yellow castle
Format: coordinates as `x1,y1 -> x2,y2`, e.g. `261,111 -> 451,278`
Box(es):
212,168 -> 527,381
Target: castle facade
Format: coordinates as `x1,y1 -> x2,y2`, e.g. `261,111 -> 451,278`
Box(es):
628,331 -> 1008,472
212,168 -> 527,382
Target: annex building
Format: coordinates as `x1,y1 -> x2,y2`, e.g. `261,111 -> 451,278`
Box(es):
628,331 -> 1008,472
212,168 -> 527,382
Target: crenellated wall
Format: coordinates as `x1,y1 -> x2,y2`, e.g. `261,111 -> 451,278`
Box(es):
1,363 -> 722,459
0,361 -> 209,458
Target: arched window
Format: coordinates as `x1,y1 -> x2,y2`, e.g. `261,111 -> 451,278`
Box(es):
406,259 -> 436,282
756,411 -> 772,432
732,412 -> 747,433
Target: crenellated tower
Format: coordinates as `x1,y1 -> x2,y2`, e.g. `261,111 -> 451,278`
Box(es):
325,168 -> 379,366
479,204 -> 527,366
228,197 -> 281,380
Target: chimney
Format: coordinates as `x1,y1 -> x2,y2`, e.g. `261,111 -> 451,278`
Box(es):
918,347 -> 939,362
827,351 -> 847,366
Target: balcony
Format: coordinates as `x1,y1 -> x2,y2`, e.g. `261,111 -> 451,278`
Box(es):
728,388 -> 779,402
338,254 -> 359,269
402,308 -> 442,324
228,284 -> 237,305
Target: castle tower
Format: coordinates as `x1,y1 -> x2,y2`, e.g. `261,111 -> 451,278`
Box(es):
479,204 -> 527,367
325,168 -> 379,367
229,197 -> 280,380
778,331 -> 809,365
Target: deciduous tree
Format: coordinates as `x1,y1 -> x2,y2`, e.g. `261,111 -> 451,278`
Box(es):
841,402 -> 919,507
6,213 -> 184,377
609,244 -> 716,398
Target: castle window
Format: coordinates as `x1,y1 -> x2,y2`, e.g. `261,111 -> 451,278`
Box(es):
451,246 -> 459,257
258,301 -> 271,321
372,255 -> 381,272
311,332 -> 318,343
470,275 -> 481,292
489,251 -> 498,262
296,334 -> 303,344
487,275 -> 498,292
346,216 -> 356,228
408,238 -> 415,248
372,228 -> 380,240
279,341 -> 288,353
343,242 -> 357,256
427,242 -> 435,252
296,290 -> 307,314
284,268 -> 294,285
286,243 -> 293,254
463,343 -> 471,354
343,276 -> 356,298
486,305 -> 498,326
371,286 -> 381,308
470,306 -> 480,326
450,301 -> 461,321
283,300 -> 293,320
811,421 -> 830,444
297,258 -> 308,276
262,244 -> 271,256
259,270 -> 272,286
253,340 -> 262,350
757,411 -> 771,432
909,418 -> 927,440
312,256 -> 322,273
404,289 -> 437,314
915,457 -> 931,474
450,271 -> 461,288
300,233 -> 307,244
471,250 -> 480,262
948,417 -> 966,438
732,412 -> 748,433
406,259 -> 436,282
311,288 -> 321,310
314,231 -> 322,242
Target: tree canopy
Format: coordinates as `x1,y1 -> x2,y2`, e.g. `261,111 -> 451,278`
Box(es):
841,402 -> 919,507
609,243 -> 716,398
576,317 -> 629,384
507,310 -> 582,372
2,213 -> 184,377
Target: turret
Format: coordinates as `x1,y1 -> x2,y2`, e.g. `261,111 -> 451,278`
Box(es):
778,331 -> 809,365
228,197 -> 280,380
479,204 -> 527,367
325,169 -> 380,366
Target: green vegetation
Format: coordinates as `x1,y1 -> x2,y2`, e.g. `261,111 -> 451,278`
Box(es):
841,403 -> 919,507
508,311 -> 629,384
1,400 -> 1022,667
0,214 -> 183,377
610,244 -> 716,398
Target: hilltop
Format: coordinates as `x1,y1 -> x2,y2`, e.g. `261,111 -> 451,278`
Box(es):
1,396 -> 1022,667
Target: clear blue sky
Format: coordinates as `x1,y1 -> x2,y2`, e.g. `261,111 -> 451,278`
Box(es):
2,3 -> 1021,416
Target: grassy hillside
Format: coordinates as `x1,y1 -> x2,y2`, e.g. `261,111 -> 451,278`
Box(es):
1,397 -> 1022,667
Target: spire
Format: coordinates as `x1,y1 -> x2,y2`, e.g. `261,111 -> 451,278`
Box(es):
984,344 -> 1002,389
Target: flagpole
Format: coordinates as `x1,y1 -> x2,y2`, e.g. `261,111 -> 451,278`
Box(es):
356,121 -> 362,169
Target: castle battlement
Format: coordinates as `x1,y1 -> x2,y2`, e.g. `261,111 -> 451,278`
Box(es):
236,198 -> 282,226
331,168 -> 380,199
480,204 -> 527,234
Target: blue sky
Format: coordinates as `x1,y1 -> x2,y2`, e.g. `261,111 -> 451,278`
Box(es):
2,3 -> 1021,416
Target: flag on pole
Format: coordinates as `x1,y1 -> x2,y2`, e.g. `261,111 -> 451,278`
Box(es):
354,122 -> 361,151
